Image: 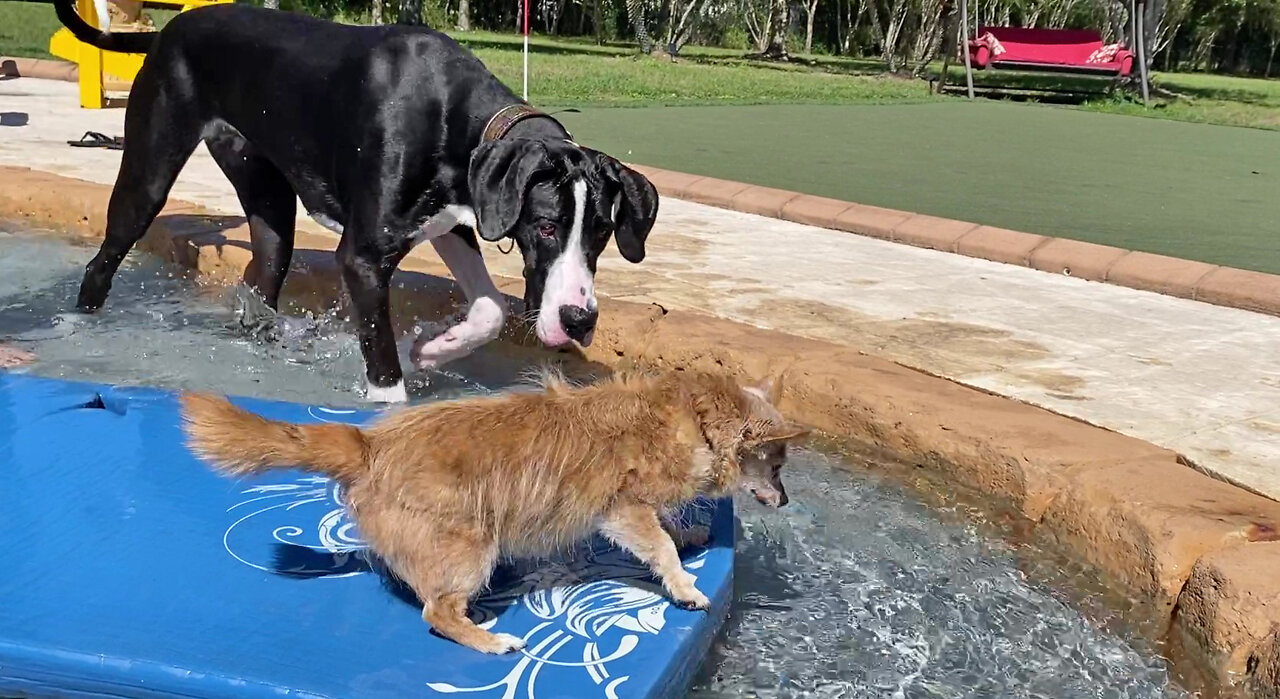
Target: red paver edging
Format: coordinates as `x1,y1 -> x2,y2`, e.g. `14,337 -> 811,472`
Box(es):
633,165 -> 1280,317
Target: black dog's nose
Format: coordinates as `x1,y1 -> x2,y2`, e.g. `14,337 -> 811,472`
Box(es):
559,305 -> 599,343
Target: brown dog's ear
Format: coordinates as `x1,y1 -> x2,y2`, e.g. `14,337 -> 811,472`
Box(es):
468,139 -> 554,242
751,369 -> 787,406
591,151 -> 658,263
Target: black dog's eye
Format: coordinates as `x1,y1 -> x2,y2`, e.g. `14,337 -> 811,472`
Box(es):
538,223 -> 557,239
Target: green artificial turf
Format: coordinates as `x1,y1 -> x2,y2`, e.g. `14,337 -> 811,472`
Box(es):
559,102 -> 1280,274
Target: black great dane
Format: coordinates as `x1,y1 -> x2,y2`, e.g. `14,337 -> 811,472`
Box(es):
54,1 -> 658,403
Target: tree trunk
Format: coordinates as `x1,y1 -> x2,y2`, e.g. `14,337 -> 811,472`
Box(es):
456,0 -> 469,29
745,0 -> 773,51
804,0 -> 819,52
762,0 -> 790,58
549,0 -> 566,34
663,0 -> 678,48
593,0 -> 604,43
263,0 -> 278,9
863,0 -> 883,55
911,0 -> 945,74
667,0 -> 707,55
627,0 -> 652,53
398,0 -> 421,24
843,0 -> 865,53
371,0 -> 382,23
1267,39 -> 1279,77
836,0 -> 845,52
934,0 -> 954,91
882,0 -> 910,71
1108,0 -> 1127,45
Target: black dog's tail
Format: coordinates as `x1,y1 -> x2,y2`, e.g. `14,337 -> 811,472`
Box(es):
54,0 -> 158,54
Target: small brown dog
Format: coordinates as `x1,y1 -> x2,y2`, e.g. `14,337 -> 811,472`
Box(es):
181,369 -> 808,654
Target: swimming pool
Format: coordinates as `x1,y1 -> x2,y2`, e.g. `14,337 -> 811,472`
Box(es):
0,226 -> 1187,698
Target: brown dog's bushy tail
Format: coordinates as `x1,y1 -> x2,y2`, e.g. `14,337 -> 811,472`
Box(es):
180,394 -> 369,482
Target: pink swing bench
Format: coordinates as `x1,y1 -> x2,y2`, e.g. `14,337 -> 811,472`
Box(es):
967,27 -> 1135,77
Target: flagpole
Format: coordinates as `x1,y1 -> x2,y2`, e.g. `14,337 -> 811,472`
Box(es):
522,0 -> 529,101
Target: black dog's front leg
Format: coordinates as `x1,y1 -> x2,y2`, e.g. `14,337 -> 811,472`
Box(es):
336,234 -> 409,403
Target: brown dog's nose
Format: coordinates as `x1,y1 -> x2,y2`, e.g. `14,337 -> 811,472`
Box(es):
559,305 -> 598,344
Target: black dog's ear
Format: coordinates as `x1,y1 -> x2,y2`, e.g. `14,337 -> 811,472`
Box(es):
593,152 -> 659,263
468,139 -> 553,242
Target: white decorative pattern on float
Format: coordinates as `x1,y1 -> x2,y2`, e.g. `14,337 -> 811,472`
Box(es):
222,472 -> 714,698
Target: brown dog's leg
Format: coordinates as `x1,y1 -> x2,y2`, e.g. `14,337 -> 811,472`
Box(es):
397,540 -> 524,654
600,503 -> 710,610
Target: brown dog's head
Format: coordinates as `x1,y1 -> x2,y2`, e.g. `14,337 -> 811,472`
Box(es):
736,372 -> 809,507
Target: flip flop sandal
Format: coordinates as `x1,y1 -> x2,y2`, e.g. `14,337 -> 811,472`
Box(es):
67,131 -> 125,150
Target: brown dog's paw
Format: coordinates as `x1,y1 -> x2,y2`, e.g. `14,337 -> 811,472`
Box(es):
667,572 -> 710,611
473,632 -> 527,655
672,591 -> 711,611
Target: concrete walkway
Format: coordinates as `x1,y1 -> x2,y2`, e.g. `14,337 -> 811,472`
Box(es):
3,78 -> 1277,500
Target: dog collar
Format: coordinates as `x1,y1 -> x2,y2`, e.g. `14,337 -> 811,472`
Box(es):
481,104 -> 573,144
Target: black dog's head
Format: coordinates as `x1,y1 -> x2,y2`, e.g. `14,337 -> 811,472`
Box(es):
468,138 -> 658,348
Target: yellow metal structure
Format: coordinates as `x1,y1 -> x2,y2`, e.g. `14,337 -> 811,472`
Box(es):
49,0 -> 231,108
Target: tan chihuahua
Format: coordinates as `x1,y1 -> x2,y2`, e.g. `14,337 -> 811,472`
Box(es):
181,369 -> 808,654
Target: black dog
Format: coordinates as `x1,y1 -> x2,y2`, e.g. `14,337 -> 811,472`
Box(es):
54,1 -> 658,403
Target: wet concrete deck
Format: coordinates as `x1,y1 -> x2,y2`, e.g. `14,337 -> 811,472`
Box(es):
2,77 -> 1277,501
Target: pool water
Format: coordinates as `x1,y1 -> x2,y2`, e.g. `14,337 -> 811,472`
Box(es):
0,228 -> 503,404
693,447 -> 1184,698
0,227 -> 1187,698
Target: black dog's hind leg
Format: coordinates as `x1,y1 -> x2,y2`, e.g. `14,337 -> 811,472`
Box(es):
336,227 -> 411,402
206,131 -> 297,310
77,65 -> 202,312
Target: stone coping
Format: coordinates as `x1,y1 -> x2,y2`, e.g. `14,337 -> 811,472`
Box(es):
3,165 -> 1279,697
624,167 -> 1280,319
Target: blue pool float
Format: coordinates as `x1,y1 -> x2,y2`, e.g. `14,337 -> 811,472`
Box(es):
0,373 -> 733,698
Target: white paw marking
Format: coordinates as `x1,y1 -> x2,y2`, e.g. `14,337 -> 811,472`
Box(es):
410,296 -> 505,369
309,212 -> 344,234
364,379 -> 407,403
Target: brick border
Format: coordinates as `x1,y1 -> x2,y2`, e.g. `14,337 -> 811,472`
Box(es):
3,165 -> 1280,695
628,165 -> 1280,318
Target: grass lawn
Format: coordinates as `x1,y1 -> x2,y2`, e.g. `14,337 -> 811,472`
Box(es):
463,36 -> 932,107
7,1 -> 1278,125
0,0 -> 175,58
1,0 -> 64,58
558,102 -> 1280,274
